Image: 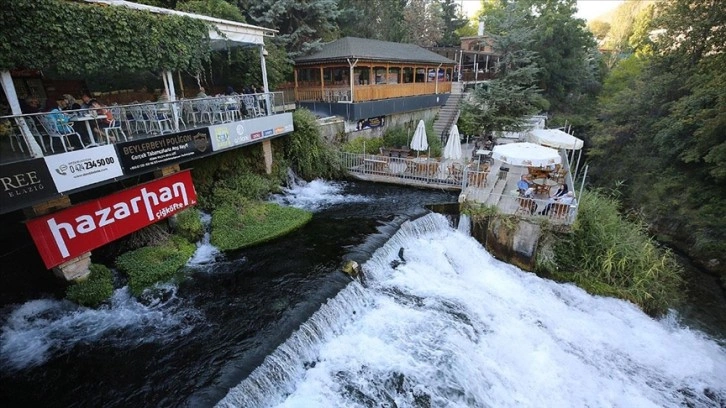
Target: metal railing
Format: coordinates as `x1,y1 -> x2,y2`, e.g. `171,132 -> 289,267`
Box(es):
341,152 -> 467,189
0,92 -> 291,163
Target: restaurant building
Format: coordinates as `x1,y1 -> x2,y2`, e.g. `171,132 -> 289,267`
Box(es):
287,37 -> 457,128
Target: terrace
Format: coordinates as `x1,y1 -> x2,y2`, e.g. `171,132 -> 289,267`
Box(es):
0,92 -> 292,165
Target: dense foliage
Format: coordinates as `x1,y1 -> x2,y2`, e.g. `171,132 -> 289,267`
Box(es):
283,109 -> 344,180
0,0 -> 211,74
65,264 -> 114,307
587,0 -> 726,276
543,190 -> 683,316
115,235 -> 196,296
340,119 -> 442,157
211,202 -> 312,251
459,1 -> 546,134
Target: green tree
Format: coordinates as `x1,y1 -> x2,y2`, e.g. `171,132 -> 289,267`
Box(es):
247,0 -> 341,57
176,0 -> 246,21
403,0 -> 445,47
462,2 -> 544,134
587,0 -> 726,276
337,0 -> 408,42
587,20 -> 610,41
438,0 -> 470,47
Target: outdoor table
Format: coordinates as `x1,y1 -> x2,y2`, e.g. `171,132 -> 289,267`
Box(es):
70,115 -> 99,147
532,177 -> 557,195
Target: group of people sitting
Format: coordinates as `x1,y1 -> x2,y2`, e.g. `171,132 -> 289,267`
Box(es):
517,174 -> 576,216
43,92 -> 117,144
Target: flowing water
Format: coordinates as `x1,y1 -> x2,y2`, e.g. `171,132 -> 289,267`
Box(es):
0,178 -> 724,408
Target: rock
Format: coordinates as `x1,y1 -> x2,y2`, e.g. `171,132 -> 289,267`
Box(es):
342,260 -> 361,278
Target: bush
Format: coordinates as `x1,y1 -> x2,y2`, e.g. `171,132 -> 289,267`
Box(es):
65,264 -> 114,307
211,201 -> 312,251
174,208 -> 204,243
543,190 -> 684,316
284,108 -> 344,180
340,136 -> 384,154
116,235 -> 196,296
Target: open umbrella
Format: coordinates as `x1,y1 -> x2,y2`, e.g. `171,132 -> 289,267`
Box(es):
528,128 -> 583,150
409,120 -> 428,157
492,142 -> 561,167
443,124 -> 463,160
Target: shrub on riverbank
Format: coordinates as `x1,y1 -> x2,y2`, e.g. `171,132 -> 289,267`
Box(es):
174,208 -> 204,243
115,235 -> 196,296
211,201 -> 312,251
283,108 -> 345,180
542,190 -> 684,316
65,263 -> 114,307
340,119 -> 442,157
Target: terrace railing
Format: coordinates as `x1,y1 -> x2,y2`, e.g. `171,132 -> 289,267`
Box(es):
0,92 -> 291,164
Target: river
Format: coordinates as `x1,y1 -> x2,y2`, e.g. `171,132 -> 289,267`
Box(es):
1,179 -> 724,407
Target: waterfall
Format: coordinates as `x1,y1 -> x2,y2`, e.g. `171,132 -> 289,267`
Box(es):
458,213 -> 471,235
187,211 -> 220,265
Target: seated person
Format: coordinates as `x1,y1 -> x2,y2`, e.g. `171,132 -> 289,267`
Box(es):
517,175 -> 531,195
520,187 -> 536,214
552,183 -> 568,198
90,101 -> 115,143
80,92 -> 97,109
196,87 -> 207,98
539,191 -> 576,216
63,94 -> 81,111
49,97 -> 73,132
21,96 -> 41,114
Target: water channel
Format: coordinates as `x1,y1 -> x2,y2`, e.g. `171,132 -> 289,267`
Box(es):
0,179 -> 724,407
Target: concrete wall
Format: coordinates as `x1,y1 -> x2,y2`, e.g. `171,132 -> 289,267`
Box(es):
468,214 -> 548,272
343,108 -> 440,143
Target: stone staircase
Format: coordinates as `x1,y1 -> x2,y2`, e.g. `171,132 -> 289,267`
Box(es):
433,82 -> 464,144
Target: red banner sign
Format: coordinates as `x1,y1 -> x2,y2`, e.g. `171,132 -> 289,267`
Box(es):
27,170 -> 197,269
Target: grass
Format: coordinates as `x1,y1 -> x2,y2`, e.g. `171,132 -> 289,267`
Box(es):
211,201 -> 312,251
65,263 -> 114,307
542,190 -> 684,316
115,235 -> 196,296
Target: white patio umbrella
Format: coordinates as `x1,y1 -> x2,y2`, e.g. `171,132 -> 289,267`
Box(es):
529,128 -> 583,150
492,142 -> 561,167
443,124 -> 463,160
409,120 -> 429,157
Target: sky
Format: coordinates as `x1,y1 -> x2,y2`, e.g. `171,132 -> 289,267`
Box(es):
459,0 -> 624,21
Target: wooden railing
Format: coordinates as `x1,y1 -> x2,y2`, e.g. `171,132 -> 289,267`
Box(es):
292,82 -> 452,103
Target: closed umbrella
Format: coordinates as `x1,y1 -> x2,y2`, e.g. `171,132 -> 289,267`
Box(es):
409,120 -> 428,157
492,142 -> 561,167
443,124 -> 463,161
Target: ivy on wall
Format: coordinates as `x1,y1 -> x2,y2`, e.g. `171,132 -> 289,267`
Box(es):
0,0 -> 212,75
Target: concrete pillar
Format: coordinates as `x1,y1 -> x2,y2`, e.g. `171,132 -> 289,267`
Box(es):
53,252 -> 92,281
262,139 -> 273,174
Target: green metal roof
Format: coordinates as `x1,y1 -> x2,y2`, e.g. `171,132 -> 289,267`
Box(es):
295,37 -> 456,65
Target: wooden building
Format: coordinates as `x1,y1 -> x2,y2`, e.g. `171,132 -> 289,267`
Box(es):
289,37 -> 456,121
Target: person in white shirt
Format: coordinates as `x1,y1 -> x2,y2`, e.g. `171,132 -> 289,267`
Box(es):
539,191 -> 575,215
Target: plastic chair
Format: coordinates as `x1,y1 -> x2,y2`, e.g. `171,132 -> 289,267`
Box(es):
37,114 -> 85,152
103,106 -> 128,143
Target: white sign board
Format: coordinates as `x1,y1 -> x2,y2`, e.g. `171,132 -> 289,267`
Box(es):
44,145 -> 124,192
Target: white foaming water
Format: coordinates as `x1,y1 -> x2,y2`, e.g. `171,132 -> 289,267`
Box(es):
270,178 -> 370,211
188,212 -> 221,265
218,213 -> 726,408
0,285 -> 198,371
458,213 -> 471,235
